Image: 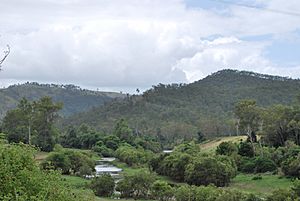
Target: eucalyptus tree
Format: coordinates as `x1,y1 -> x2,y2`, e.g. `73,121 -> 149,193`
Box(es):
234,100 -> 261,149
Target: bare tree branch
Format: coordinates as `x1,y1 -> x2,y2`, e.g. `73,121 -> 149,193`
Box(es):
0,45 -> 10,70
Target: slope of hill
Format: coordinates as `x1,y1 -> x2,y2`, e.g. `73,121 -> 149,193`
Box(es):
0,82 -> 125,118
200,136 -> 247,152
61,69 -> 300,140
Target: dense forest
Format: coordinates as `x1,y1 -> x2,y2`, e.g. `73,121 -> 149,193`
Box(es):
61,69 -> 300,143
0,82 -> 125,118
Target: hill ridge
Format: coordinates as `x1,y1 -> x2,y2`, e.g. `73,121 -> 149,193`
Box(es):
0,82 -> 125,118
61,69 -> 300,142
206,69 -> 296,82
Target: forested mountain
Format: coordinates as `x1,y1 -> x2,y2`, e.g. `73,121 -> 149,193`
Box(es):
0,82 -> 125,118
61,69 -> 300,142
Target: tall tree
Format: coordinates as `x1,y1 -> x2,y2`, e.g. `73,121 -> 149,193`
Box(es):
33,96 -> 63,151
262,105 -> 293,147
113,119 -> 133,143
234,100 -> 261,149
2,98 -> 33,144
2,97 -> 62,151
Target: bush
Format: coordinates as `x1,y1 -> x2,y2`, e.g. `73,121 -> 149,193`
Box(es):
0,143 -> 95,201
238,157 -> 277,173
291,179 -> 300,197
266,189 -> 295,201
255,157 -> 277,173
175,185 -> 221,201
41,149 -> 95,176
115,145 -> 154,166
92,144 -> 114,157
238,157 -> 256,173
238,142 -> 255,157
160,152 -> 192,181
185,156 -> 236,187
116,171 -> 155,199
281,155 -> 300,177
216,141 -> 238,156
174,185 -> 262,201
91,174 -> 115,197
151,180 -> 173,201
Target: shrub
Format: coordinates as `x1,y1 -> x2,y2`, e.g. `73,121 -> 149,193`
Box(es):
238,142 -> 255,157
266,189 -> 295,201
151,180 -> 173,201
216,141 -> 238,156
185,156 -> 236,187
281,155 -> 300,177
160,152 -> 192,181
255,157 -> 277,173
238,157 -> 256,173
291,179 -> 300,197
0,143 -> 95,201
116,171 -> 155,199
41,149 -> 95,176
239,157 -> 277,173
91,174 -> 115,197
115,145 -> 154,166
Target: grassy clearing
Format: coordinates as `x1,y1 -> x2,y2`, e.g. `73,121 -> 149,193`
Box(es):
112,160 -> 148,176
228,174 -> 293,195
62,175 -> 91,188
200,136 -> 247,152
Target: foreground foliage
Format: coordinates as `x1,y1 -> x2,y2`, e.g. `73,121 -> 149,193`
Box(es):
0,143 -> 95,201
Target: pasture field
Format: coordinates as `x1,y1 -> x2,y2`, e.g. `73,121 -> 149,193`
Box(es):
228,174 -> 293,195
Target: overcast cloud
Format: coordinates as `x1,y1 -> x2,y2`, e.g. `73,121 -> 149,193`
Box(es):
0,0 -> 300,92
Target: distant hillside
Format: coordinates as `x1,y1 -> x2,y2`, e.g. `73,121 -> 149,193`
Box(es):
61,69 -> 300,141
0,82 -> 125,118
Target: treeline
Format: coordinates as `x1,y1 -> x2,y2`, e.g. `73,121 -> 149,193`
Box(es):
61,69 -> 300,144
2,97 -> 62,151
234,98 -> 300,147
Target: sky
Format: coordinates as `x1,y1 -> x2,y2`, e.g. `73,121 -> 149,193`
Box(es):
0,0 -> 300,93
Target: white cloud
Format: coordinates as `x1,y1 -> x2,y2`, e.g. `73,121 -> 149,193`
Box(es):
0,0 -> 300,92
173,37 -> 273,81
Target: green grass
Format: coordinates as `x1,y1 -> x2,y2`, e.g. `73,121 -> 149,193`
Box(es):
112,160 -> 148,176
228,174 -> 293,195
62,175 -> 91,188
96,198 -> 154,201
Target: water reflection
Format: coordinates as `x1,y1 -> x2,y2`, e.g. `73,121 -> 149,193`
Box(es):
95,157 -> 122,178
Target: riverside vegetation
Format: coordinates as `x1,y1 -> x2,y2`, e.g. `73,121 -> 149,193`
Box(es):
1,70 -> 300,200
